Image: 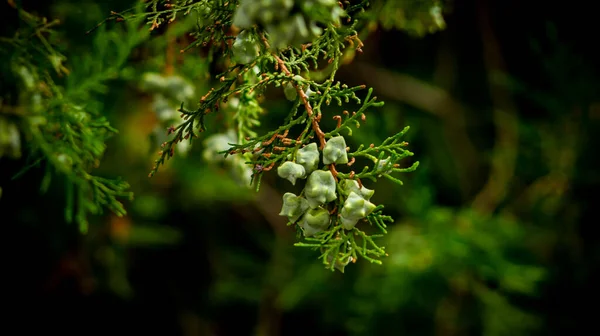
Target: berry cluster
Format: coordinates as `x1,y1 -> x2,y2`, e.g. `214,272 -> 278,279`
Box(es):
278,135 -> 377,237
232,0 -> 344,50
1,64 -> 43,162
202,128 -> 254,188
139,72 -> 196,156
201,66 -> 263,188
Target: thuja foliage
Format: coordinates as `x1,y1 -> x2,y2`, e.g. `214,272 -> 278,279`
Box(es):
125,0 -> 445,272
1,0 -> 445,271
0,2 -> 144,233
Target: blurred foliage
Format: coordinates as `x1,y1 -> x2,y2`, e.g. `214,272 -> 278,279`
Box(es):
369,0 -> 446,36
0,0 -> 143,232
1,0 -> 599,335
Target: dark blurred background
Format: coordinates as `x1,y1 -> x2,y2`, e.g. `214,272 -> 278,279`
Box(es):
1,0 -> 599,335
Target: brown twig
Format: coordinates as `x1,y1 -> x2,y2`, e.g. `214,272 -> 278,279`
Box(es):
274,55 -> 326,149
356,178 -> 363,188
262,132 -> 279,146
329,164 -> 339,181
260,33 -> 326,149
333,115 -> 343,128
275,129 -> 289,139
261,161 -> 276,171
259,34 -> 343,183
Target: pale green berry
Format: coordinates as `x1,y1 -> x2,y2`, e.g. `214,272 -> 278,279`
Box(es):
279,192 -> 310,223
251,65 -> 261,77
229,154 -> 253,187
301,0 -> 344,25
283,81 -> 297,101
16,65 -> 35,90
323,136 -> 348,164
304,170 -> 337,208
293,14 -> 309,38
152,94 -> 178,122
227,97 -> 240,110
202,130 -> 237,162
304,87 -> 316,99
260,0 -> 293,24
265,22 -> 295,50
311,22 -> 322,37
231,0 -> 260,28
177,139 -> 191,157
339,191 -> 376,230
375,157 -> 393,174
277,161 -> 306,185
72,110 -> 90,124
232,9 -> 252,29
0,118 -> 21,159
430,5 -> 446,29
232,30 -> 259,64
56,153 -> 73,169
140,72 -> 167,92
329,6 -> 345,23
30,92 -> 43,113
296,143 -> 320,174
325,253 -> 352,273
300,207 -> 330,236
165,75 -> 195,102
264,12 -> 318,49
340,179 -> 374,200
201,4 -> 211,16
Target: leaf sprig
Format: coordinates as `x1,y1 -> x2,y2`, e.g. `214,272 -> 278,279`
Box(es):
137,0 -> 422,271
1,4 -> 142,232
